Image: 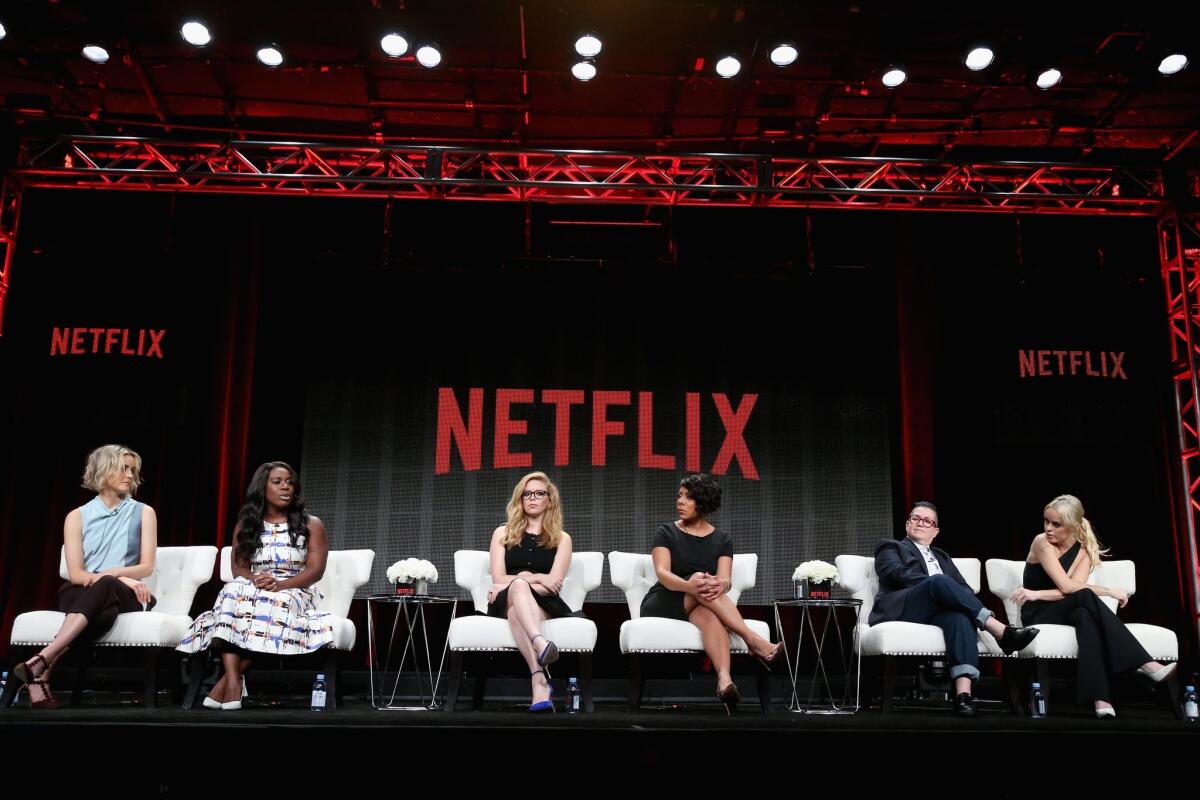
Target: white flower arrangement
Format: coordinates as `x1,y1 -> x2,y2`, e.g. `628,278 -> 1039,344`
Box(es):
792,560 -> 839,584
386,558 -> 439,584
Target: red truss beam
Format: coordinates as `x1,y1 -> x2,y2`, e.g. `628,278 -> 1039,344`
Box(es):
11,136 -> 1167,216
1159,208 -> 1200,650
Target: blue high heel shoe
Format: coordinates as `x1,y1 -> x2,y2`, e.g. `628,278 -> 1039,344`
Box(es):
529,669 -> 555,713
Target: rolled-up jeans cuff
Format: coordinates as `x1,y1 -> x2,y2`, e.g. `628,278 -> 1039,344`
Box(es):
950,664 -> 979,682
975,607 -> 994,630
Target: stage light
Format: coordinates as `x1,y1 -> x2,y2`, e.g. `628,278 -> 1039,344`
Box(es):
964,46 -> 994,71
770,43 -> 798,66
575,33 -> 601,58
572,59 -> 597,81
1036,67 -> 1062,89
416,44 -> 441,68
381,33 -> 409,57
881,67 -> 906,87
181,21 -> 211,46
0,22 -> 7,41
1158,53 -> 1188,75
256,45 -> 283,67
82,45 -> 110,64
715,55 -> 741,78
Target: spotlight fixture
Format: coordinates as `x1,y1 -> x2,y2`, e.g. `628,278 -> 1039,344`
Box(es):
256,45 -> 283,67
575,33 -> 602,58
770,43 -> 798,66
964,46 -> 994,71
381,32 -> 409,57
82,44 -> 110,64
0,21 -> 7,41
1158,53 -> 1188,75
180,21 -> 211,46
1036,67 -> 1062,89
881,67 -> 907,87
571,59 -> 597,81
715,55 -> 741,78
416,44 -> 442,68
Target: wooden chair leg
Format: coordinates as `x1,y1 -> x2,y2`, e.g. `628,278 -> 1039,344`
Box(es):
628,653 -> 644,710
444,651 -> 464,712
141,648 -> 159,708
182,653 -> 206,709
580,652 -> 595,713
323,649 -> 339,711
881,656 -> 897,715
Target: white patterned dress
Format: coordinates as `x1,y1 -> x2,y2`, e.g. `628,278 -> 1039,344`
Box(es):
178,523 -> 334,655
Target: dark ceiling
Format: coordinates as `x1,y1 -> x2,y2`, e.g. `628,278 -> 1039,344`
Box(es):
1,1 -> 1198,165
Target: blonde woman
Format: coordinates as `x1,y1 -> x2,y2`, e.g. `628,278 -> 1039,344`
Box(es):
1010,494 -> 1177,718
10,445 -> 158,708
486,471 -> 575,712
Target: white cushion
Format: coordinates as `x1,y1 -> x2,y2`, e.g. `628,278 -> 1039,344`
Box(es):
448,615 -> 597,652
837,553 -> 998,658
985,558 -> 1178,661
218,546 -> 373,652
453,550 -> 604,614
619,617 -> 770,654
15,545 -> 218,649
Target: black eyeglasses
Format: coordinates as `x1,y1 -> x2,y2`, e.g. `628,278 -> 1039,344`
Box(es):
908,514 -> 938,528
522,490 -> 549,499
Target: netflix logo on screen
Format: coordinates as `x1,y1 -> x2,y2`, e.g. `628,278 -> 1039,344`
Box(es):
1017,350 -> 1126,380
435,388 -> 760,480
49,327 -> 166,359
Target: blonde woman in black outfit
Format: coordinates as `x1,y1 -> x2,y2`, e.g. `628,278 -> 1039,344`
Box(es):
1010,494 -> 1177,718
486,471 -> 575,712
640,474 -> 783,714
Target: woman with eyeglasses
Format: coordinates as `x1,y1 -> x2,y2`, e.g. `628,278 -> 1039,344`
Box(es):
1009,494 -> 1177,718
639,473 -> 783,715
486,471 -> 576,712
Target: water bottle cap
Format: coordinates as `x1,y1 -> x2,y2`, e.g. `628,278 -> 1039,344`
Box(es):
316,673 -> 326,679
1187,685 -> 1196,691
569,677 -> 577,683
1032,682 -> 1041,688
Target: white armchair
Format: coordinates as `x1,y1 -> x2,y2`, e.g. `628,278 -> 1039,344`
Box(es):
985,558 -> 1180,715
445,550 -> 603,712
836,553 -> 1016,713
608,551 -> 773,712
182,546 -> 374,710
3,545 -> 218,709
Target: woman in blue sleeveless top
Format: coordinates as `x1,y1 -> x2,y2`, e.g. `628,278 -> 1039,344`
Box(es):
10,444 -> 158,708
1010,494 -> 1177,718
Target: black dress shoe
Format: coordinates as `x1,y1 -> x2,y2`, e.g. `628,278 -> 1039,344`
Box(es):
997,625 -> 1040,654
954,692 -> 977,717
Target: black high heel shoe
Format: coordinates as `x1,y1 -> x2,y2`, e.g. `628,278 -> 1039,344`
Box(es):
717,682 -> 741,716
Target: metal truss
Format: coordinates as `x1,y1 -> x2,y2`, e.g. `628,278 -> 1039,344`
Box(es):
1159,207 -> 1200,648
10,136 -> 1166,215
0,176 -> 21,335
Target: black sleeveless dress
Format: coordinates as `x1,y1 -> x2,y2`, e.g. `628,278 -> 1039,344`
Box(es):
485,532 -> 580,619
1021,540 -> 1152,703
639,522 -> 734,621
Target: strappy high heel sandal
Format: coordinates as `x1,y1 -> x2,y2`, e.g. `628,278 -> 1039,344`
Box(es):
531,633 -> 559,668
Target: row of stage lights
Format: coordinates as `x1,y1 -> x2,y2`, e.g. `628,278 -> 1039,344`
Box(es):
0,20 -> 1190,89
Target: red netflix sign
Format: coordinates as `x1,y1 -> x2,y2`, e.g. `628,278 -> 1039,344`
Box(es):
435,388 -> 760,480
50,327 -> 166,359
1017,349 -> 1126,380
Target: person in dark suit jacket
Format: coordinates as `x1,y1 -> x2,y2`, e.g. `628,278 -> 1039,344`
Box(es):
869,501 -> 1040,716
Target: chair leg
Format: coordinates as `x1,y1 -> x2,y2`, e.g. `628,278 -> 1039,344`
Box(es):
580,652 -> 594,713
1003,660 -> 1023,715
755,661 -> 771,714
628,653 -> 644,710
1165,669 -> 1184,721
1036,658 -> 1051,706
323,649 -> 338,711
71,649 -> 86,707
182,653 -> 206,709
142,648 -> 159,708
444,651 -> 464,713
881,656 -> 897,715
472,658 -> 487,711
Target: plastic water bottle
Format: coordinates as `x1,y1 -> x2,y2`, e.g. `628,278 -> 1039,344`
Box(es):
311,673 -> 327,712
1184,685 -> 1198,722
566,677 -> 581,713
0,671 -> 7,699
1030,682 -> 1046,718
